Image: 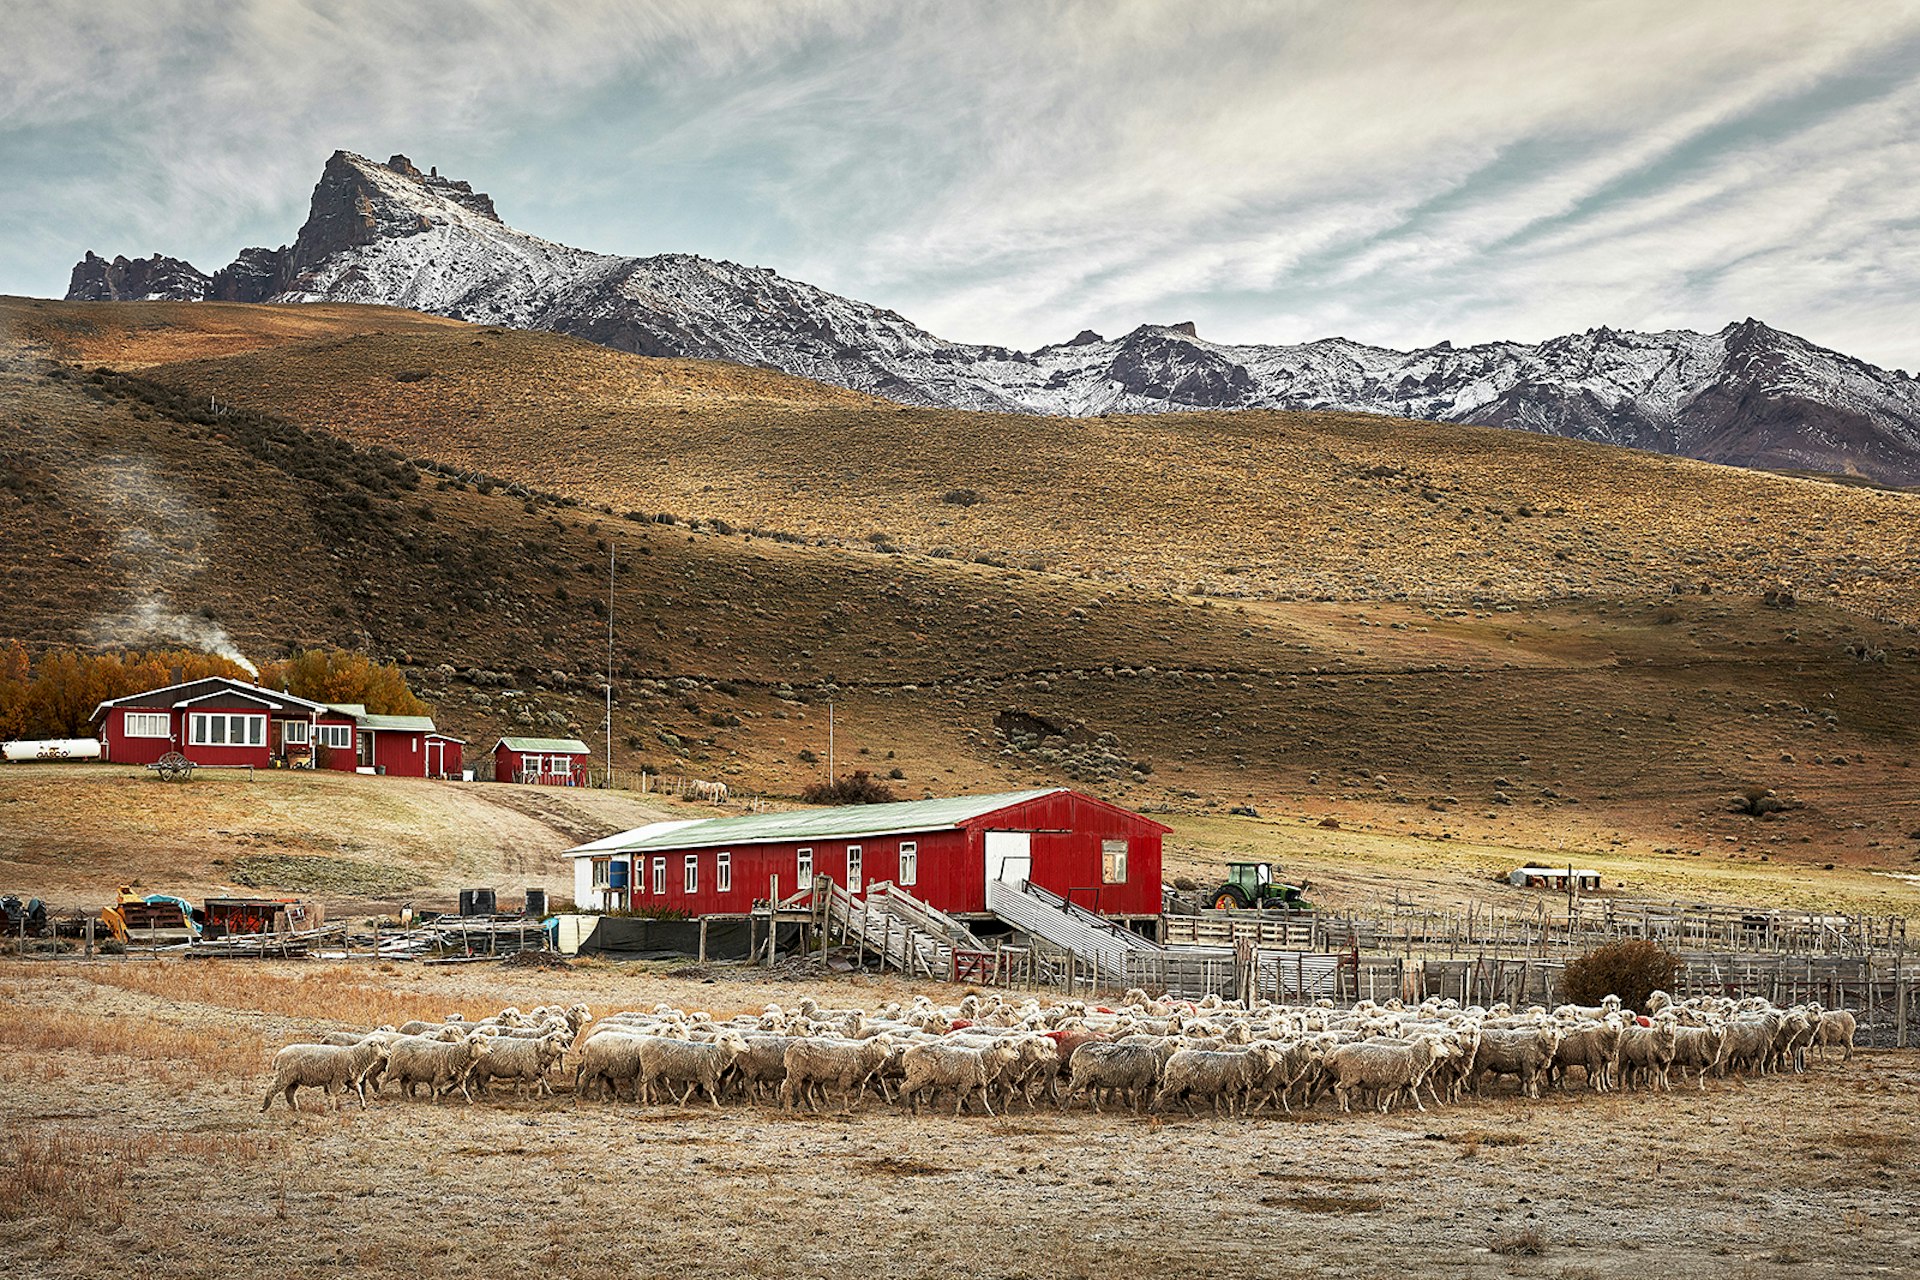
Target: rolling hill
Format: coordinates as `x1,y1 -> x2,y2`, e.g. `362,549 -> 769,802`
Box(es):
6,296 -> 1920,915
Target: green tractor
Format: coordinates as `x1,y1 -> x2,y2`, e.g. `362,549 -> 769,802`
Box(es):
1208,862 -> 1313,911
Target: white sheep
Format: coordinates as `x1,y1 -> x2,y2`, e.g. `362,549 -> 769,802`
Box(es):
262,1037 -> 391,1112
387,1033 -> 486,1104
898,1039 -> 1021,1116
1324,1037 -> 1450,1113
638,1033 -> 748,1108
781,1036 -> 896,1112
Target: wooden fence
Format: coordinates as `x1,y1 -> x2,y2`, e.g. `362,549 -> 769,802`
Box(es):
1225,898 -> 1912,960
1393,951 -> 1917,1048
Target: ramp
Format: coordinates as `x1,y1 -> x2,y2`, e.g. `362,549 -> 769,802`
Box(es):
986,877 -> 1160,981
818,878 -> 984,979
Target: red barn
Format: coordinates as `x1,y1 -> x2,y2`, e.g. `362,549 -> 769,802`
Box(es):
92,677 -> 456,777
566,788 -> 1167,926
493,737 -> 590,786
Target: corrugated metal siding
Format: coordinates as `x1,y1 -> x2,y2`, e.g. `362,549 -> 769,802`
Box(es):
590,790 -> 1163,918
963,791 -> 1164,916
616,828 -> 974,916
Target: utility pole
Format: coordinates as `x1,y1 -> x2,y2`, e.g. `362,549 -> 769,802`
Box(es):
604,543 -> 614,788
827,699 -> 835,780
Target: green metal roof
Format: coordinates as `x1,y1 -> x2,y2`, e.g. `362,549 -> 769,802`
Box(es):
357,714 -> 437,733
572,788 -> 1066,855
498,737 -> 591,754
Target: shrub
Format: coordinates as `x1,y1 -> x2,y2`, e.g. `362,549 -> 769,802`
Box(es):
1559,939 -> 1679,1014
801,771 -> 898,806
797,749 -> 819,764
1728,786 -> 1789,818
941,488 -> 981,506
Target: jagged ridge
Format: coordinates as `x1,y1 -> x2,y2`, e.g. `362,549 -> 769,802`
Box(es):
65,150 -> 1920,483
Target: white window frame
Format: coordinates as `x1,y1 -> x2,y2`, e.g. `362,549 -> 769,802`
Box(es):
591,859 -> 611,889
684,854 -> 698,894
1102,838 -> 1129,885
717,852 -> 732,894
898,841 -> 917,887
797,848 -> 813,886
316,723 -> 353,750
652,857 -> 666,895
846,845 -> 862,894
281,720 -> 310,746
123,711 -> 170,739
189,712 -> 265,748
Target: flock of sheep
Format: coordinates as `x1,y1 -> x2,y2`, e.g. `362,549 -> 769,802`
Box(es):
263,988 -> 1858,1117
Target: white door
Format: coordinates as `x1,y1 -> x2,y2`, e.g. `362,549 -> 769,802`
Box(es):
984,831 -> 1032,892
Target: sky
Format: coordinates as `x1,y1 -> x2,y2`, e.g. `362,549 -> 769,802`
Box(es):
5,0 -> 1920,369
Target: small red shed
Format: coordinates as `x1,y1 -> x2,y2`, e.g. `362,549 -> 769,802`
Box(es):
567,788 -> 1167,925
494,737 -> 590,786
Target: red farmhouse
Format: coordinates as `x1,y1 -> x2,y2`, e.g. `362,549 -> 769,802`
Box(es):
92,676 -> 462,779
567,788 -> 1167,926
493,737 -> 590,786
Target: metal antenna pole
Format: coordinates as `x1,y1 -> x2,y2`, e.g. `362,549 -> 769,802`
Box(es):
605,544 -> 614,788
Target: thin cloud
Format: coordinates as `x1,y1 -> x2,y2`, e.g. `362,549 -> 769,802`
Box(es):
4,1 -> 1919,367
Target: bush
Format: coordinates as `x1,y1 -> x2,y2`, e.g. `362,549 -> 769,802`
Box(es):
800,770 -> 898,806
1729,786 -> 1789,817
1559,939 -> 1679,1014
941,488 -> 981,507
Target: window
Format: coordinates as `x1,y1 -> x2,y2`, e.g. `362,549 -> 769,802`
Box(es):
846,845 -> 862,894
797,848 -> 813,886
316,723 -> 353,750
591,859 -> 611,889
897,842 -> 917,886
717,852 -> 732,894
652,857 -> 666,895
124,711 -> 169,738
189,713 -> 264,747
1102,838 -> 1129,884
684,854 -> 699,894
281,720 -> 310,746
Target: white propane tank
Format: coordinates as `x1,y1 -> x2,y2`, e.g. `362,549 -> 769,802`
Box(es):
2,738 -> 104,762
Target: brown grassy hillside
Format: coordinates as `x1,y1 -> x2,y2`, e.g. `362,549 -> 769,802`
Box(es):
122,307 -> 1920,626
4,298 -> 1920,913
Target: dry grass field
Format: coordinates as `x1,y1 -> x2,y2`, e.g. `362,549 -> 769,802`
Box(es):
5,297 -> 1920,916
0,764 -> 690,908
0,957 -> 1913,1280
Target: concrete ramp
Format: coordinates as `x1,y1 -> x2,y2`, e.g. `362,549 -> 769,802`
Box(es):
986,877 -> 1160,980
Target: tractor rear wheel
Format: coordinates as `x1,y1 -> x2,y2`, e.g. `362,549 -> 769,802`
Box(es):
1210,887 -> 1248,910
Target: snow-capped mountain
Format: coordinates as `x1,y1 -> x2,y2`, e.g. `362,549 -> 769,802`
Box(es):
68,151 -> 1920,483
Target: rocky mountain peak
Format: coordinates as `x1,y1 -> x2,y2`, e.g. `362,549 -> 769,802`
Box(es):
66,250 -> 211,302
288,151 -> 502,272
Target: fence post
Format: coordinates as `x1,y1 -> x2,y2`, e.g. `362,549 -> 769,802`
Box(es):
1898,948 -> 1909,1050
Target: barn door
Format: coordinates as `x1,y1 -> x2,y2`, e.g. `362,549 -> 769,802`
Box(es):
984,831 -> 1032,892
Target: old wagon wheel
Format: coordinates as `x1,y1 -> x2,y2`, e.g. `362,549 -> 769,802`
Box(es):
154,751 -> 195,782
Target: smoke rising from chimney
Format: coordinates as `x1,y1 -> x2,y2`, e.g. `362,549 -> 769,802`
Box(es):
84,457 -> 257,677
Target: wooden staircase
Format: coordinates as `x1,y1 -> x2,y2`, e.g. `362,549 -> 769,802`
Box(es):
815,878 -> 987,980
